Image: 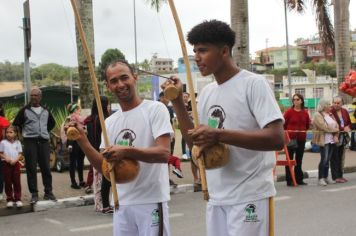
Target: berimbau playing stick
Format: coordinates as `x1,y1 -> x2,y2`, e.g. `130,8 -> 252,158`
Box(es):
167,0 -> 209,201
69,0 -> 120,209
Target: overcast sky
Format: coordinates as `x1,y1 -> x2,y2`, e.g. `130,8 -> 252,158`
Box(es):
0,0 -> 355,67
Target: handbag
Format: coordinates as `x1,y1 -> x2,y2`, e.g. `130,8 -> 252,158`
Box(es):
337,132 -> 350,147
287,139 -> 298,149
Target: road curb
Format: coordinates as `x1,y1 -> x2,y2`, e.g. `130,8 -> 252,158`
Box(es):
2,165 -> 356,216
33,195 -> 94,212
32,184 -> 195,213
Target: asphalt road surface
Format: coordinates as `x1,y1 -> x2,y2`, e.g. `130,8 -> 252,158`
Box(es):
2,172 -> 356,236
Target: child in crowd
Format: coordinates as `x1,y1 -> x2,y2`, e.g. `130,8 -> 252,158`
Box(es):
0,126 -> 23,208
169,155 -> 183,179
66,103 -> 86,125
0,101 -> 10,201
60,103 -> 86,151
65,103 -> 86,189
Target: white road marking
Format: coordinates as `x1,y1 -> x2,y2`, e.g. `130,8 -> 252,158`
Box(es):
322,185 -> 356,192
44,218 -> 63,225
274,196 -> 291,201
69,213 -> 184,232
70,223 -> 113,232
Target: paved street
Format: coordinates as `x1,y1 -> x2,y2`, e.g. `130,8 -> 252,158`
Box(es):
1,130 -> 356,210
2,172 -> 356,235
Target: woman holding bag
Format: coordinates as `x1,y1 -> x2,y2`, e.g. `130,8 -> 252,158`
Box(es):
312,99 -> 339,186
283,94 -> 311,186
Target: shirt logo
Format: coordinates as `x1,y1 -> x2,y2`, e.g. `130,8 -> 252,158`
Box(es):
151,208 -> 160,227
115,129 -> 136,147
244,204 -> 260,223
207,105 -> 226,129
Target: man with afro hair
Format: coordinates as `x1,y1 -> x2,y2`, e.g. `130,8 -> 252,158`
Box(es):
163,20 -> 284,235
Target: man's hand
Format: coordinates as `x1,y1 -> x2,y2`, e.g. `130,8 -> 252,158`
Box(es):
102,145 -> 128,162
160,76 -> 184,102
65,122 -> 87,143
189,124 -> 219,151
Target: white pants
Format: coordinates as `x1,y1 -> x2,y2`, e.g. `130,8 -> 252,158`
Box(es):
113,202 -> 170,236
206,198 -> 269,236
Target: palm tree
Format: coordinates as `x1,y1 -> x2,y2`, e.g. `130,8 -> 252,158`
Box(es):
74,0 -> 94,108
333,0 -> 351,100
288,0 -> 351,101
230,0 -> 250,70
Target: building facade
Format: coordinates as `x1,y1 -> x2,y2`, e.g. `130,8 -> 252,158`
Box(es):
280,75 -> 338,111
177,55 -> 199,73
254,46 -> 305,70
149,53 -> 174,73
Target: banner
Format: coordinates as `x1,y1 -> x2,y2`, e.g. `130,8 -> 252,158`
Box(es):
151,75 -> 160,101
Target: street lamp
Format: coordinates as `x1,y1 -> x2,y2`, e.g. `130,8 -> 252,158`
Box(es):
22,0 -> 31,105
133,0 -> 138,67
284,0 -> 292,100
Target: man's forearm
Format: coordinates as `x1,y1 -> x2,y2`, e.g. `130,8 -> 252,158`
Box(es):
123,145 -> 170,163
77,140 -> 103,173
172,100 -> 194,149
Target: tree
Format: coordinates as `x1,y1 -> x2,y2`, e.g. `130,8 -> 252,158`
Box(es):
74,0 -> 94,109
138,59 -> 150,71
98,48 -> 126,80
333,0 -> 350,101
231,0 -> 250,70
146,0 -> 167,11
0,61 -> 23,82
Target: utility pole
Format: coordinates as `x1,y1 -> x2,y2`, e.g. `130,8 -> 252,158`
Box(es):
133,0 -> 138,67
70,70 -> 73,103
265,38 -> 269,60
23,0 -> 31,104
284,0 -> 292,100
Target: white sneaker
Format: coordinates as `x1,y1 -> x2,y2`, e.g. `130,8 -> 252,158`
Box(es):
325,178 -> 336,184
16,201 -> 23,208
182,154 -> 189,160
6,201 -> 14,208
318,178 -> 327,186
173,168 -> 183,178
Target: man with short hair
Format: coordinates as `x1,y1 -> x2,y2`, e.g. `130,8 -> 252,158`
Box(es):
13,87 -> 56,203
331,96 -> 351,183
162,20 -> 284,236
73,60 -> 173,236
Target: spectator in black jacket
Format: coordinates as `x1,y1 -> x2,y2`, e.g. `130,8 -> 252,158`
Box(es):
13,87 -> 56,203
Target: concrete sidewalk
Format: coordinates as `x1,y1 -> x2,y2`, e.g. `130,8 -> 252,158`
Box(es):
1,142 -> 356,216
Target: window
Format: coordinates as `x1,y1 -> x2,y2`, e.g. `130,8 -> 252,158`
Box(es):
294,88 -> 305,98
313,87 -> 324,98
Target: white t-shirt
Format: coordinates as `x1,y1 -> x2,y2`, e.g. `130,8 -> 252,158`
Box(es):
0,139 -> 22,160
31,106 -> 42,115
100,100 -> 173,205
197,69 -> 284,205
